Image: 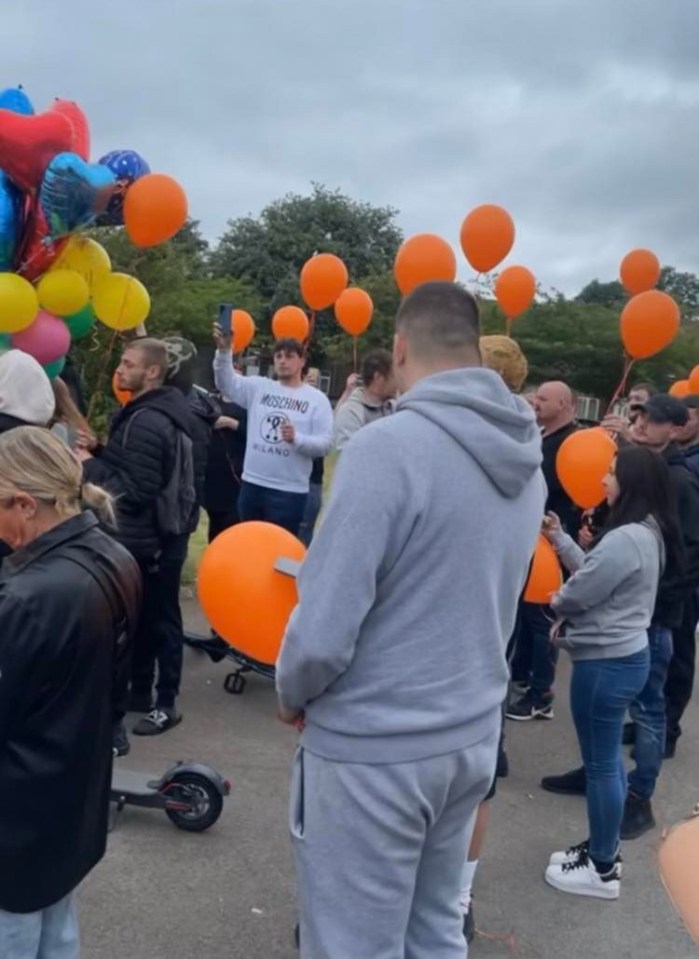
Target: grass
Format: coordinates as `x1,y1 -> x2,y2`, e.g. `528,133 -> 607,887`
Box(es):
181,453 -> 338,586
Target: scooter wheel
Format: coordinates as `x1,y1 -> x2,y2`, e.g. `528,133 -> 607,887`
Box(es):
165,772 -> 224,832
224,672 -> 247,695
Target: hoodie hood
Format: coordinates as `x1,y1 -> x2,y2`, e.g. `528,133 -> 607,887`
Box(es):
189,385 -> 221,425
0,350 -> 56,426
397,367 -> 542,497
115,386 -> 196,436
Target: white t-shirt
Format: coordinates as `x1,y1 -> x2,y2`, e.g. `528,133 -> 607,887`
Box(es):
213,351 -> 333,494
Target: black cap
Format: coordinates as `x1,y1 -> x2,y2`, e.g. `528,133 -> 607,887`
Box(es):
684,395 -> 699,410
639,394 -> 689,426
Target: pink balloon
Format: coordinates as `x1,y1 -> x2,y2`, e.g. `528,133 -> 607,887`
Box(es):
12,310 -> 71,365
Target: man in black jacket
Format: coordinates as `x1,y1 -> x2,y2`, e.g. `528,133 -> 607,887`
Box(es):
81,338 -> 197,744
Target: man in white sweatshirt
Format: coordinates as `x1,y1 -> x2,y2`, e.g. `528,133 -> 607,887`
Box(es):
212,334 -> 333,536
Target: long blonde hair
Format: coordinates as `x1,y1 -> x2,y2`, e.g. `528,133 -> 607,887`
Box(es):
0,426 -> 115,527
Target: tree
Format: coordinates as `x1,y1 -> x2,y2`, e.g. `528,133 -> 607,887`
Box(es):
209,184 -> 403,326
658,267 -> 699,321
576,279 -> 625,309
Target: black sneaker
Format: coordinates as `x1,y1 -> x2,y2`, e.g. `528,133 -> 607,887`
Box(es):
622,722 -> 636,746
132,707 -> 182,736
506,691 -> 553,721
541,766 -> 586,795
463,903 -> 475,944
127,691 -> 153,714
112,722 -> 130,758
620,794 -> 655,840
496,746 -> 509,779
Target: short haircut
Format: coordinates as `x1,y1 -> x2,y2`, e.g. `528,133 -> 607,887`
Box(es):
361,349 -> 392,386
396,282 -> 480,360
630,382 -> 657,397
128,337 -> 168,385
273,338 -> 305,357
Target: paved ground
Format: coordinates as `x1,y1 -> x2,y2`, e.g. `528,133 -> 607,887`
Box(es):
80,599 -> 699,958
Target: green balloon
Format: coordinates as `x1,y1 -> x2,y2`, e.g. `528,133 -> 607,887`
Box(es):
63,304 -> 96,341
43,357 -> 66,380
0,333 -> 11,351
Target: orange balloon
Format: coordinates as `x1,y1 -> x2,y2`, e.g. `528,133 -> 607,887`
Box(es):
689,367 -> 699,395
112,370 -> 131,406
460,204 -> 515,274
620,290 -> 680,360
670,379 -> 691,398
300,254 -> 349,310
123,173 -> 188,248
495,265 -> 536,319
659,815 -> 699,945
524,535 -> 562,604
393,234 -> 457,295
556,428 -> 617,510
334,287 -> 374,336
272,305 -> 309,342
197,521 -> 306,665
231,309 -> 256,353
620,248 -> 661,296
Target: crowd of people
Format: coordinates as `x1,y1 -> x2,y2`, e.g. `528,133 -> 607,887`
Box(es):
0,281 -> 696,957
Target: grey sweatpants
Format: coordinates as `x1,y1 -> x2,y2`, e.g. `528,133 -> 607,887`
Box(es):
290,730 -> 497,959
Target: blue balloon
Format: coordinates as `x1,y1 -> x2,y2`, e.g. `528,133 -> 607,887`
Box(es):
97,149 -> 150,225
39,152 -> 116,239
0,86 -> 34,116
0,170 -> 23,270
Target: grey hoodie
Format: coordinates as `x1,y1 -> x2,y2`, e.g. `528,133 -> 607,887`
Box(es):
550,519 -> 664,661
333,386 -> 393,451
276,367 -> 545,763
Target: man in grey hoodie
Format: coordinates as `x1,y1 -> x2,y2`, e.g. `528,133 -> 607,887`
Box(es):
333,348 -> 395,451
276,281 -> 545,959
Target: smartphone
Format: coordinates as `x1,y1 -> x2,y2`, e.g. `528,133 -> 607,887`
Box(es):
218,303 -> 234,337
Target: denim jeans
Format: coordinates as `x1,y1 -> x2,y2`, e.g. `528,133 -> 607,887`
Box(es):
570,648 -> 650,863
628,625 -> 674,800
298,482 -> 323,547
0,893 -> 79,959
238,481 -> 308,537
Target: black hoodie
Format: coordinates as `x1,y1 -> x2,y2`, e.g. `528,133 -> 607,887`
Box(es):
83,387 -> 197,561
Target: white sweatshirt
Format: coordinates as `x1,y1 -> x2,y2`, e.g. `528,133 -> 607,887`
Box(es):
213,350 -> 333,494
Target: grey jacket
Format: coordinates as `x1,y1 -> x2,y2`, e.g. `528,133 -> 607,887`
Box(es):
333,387 -> 393,451
550,519 -> 664,661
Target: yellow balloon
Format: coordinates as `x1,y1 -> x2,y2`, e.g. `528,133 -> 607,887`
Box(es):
0,273 -> 39,333
38,270 -> 89,317
53,237 -> 112,288
92,273 -> 150,330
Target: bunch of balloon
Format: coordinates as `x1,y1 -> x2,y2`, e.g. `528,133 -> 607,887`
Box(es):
334,287 -> 374,370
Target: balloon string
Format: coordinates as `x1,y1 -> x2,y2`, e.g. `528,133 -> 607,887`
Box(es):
353,336 -> 358,373
606,355 -> 635,416
87,331 -> 119,423
506,316 -> 513,337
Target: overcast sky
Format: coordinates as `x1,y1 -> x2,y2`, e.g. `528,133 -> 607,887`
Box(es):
3,0 -> 697,294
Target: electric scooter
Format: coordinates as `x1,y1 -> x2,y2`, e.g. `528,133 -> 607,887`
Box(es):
110,761 -> 230,832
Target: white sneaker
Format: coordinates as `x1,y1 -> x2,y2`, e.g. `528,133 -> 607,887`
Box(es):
545,854 -> 621,900
549,841 -> 623,872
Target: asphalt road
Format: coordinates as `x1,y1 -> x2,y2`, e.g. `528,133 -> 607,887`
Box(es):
80,600 -> 698,958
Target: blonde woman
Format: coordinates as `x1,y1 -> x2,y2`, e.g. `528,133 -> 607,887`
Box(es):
0,427 -> 141,958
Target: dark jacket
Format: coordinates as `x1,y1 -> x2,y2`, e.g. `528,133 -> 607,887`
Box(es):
204,400 -> 247,513
84,387 -> 196,560
653,443 -> 699,628
683,443 -> 699,481
188,386 -> 221,511
541,422 -> 580,536
0,413 -> 35,562
0,512 -> 141,913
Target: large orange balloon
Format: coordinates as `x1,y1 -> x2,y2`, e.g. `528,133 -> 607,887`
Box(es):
393,234 -> 457,295
689,367 -> 699,395
524,535 -> 563,604
272,305 -> 309,342
620,290 -> 680,360
495,265 -> 536,319
620,249 -> 661,296
231,309 -> 255,353
123,173 -> 188,247
197,521 -> 306,665
556,428 -> 617,510
460,204 -> 515,274
659,815 -> 699,945
670,379 -> 691,398
300,254 -> 348,310
112,371 -> 131,406
334,287 -> 374,336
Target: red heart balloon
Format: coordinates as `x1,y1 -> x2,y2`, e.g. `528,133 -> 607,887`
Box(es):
14,196 -> 67,281
0,109 -> 74,193
50,99 -> 90,160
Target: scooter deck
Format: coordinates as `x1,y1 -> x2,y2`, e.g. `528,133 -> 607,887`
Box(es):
111,769 -> 158,797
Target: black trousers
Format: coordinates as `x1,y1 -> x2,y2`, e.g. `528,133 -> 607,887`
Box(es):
665,590 -> 698,745
131,535 -> 189,709
207,507 -> 240,543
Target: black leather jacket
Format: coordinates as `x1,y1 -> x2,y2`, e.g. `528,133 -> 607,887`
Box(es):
0,512 -> 141,912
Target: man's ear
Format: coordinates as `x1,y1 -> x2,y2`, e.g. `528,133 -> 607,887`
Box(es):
393,331 -> 407,369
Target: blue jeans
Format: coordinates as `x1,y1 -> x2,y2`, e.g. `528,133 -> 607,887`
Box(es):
238,481 -> 308,537
298,482 -> 322,547
570,648 -> 650,863
628,625 -> 673,800
0,893 -> 79,958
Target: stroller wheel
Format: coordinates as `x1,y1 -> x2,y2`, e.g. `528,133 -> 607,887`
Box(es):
224,672 -> 247,695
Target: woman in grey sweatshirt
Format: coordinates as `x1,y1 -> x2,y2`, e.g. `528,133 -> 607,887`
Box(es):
541,445 -> 682,901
